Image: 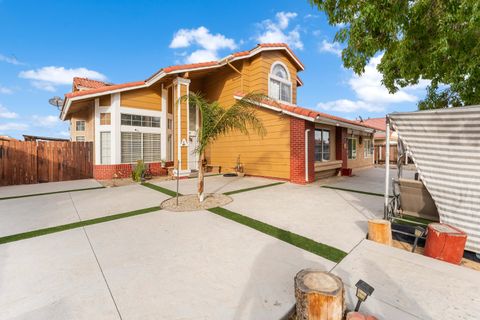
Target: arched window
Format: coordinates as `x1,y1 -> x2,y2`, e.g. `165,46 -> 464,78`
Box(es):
269,62 -> 292,103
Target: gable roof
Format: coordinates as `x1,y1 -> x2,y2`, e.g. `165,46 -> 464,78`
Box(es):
233,93 -> 378,132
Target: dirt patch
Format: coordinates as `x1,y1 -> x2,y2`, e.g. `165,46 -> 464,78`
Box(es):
99,176 -> 173,188
161,193 -> 233,212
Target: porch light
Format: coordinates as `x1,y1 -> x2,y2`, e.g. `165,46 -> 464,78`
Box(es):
354,279 -> 374,312
412,226 -> 425,252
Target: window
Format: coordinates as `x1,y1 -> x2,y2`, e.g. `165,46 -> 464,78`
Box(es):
315,129 -> 330,161
348,138 -> 357,159
76,136 -> 85,142
121,113 -> 160,128
121,132 -> 161,163
76,120 -> 85,131
100,132 -> 111,164
189,103 -> 197,130
364,139 -> 374,158
100,113 -> 111,125
269,63 -> 292,103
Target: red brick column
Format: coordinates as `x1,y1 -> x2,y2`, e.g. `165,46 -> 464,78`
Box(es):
290,118 -> 315,184
336,126 -> 348,169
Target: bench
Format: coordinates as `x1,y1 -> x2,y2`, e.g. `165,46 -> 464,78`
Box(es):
314,160 -> 342,179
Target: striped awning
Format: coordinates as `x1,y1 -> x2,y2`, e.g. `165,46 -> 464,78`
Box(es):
389,106 -> 480,253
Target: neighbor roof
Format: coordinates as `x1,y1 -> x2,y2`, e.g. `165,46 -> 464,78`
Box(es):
358,117 -> 386,131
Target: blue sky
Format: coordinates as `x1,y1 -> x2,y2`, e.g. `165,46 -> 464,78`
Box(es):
0,0 -> 427,139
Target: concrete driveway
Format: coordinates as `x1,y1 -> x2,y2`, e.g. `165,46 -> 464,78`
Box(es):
0,179 -> 102,199
0,210 -> 333,320
0,184 -> 167,237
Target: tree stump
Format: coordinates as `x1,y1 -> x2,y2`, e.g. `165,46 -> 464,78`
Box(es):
294,269 -> 344,320
368,219 -> 392,245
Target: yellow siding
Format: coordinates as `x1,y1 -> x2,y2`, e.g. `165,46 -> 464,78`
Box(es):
99,94 -> 111,106
120,88 -> 162,110
70,104 -> 95,142
207,107 -> 291,179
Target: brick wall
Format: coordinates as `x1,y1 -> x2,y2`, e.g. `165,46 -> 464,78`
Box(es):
93,162 -> 167,180
290,118 -> 315,184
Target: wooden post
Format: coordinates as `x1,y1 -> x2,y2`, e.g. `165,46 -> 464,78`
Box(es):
294,269 -> 344,320
368,219 -> 392,245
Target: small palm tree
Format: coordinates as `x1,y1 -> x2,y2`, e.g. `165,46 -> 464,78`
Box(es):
182,92 -> 267,202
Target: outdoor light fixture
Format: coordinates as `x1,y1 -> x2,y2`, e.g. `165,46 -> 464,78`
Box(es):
412,226 -> 425,253
354,279 -> 374,312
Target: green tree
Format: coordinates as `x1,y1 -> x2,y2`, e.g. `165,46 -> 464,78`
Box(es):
309,0 -> 480,109
183,93 -> 266,202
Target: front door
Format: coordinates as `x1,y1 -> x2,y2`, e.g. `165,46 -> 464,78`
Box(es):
188,102 -> 199,171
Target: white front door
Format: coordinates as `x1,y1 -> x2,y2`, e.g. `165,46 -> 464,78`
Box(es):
188,102 -> 199,171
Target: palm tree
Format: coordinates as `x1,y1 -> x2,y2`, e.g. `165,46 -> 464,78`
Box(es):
182,92 -> 267,202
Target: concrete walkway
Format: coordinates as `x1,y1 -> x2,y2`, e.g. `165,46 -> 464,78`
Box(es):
323,167 -> 415,195
332,239 -> 480,320
0,179 -> 102,199
0,210 -> 334,320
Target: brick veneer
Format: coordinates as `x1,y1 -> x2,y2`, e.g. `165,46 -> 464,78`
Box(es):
93,162 -> 167,180
290,117 -> 315,184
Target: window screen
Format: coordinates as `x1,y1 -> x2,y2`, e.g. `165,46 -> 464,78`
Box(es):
100,132 -> 111,164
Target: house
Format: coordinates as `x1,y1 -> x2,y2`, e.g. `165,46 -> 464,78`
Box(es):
358,117 -> 396,164
60,43 -> 378,183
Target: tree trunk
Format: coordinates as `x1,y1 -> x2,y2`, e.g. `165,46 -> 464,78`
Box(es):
368,219 -> 392,245
198,152 -> 205,202
294,269 -> 344,320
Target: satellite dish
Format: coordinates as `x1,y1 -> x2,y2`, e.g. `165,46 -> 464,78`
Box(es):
48,96 -> 64,110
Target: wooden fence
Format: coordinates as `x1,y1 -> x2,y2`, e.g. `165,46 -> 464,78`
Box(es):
0,141 -> 93,186
374,144 -> 398,164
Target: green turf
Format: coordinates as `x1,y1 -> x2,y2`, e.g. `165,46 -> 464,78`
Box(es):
208,207 -> 347,263
392,214 -> 436,226
0,206 -> 160,245
142,182 -> 182,197
0,186 -> 105,201
223,182 -> 285,195
321,185 -> 392,198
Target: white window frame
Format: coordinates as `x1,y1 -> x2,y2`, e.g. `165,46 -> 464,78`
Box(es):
364,139 -> 373,158
120,131 -> 161,164
348,137 -> 357,160
314,129 -> 331,162
75,136 -> 85,142
100,131 -> 111,164
76,120 -> 85,131
268,61 -> 293,104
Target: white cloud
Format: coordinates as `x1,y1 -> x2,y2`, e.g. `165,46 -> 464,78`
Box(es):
0,105 -> 18,119
317,54 -> 429,113
257,12 -> 303,50
169,26 -> 237,63
319,40 -> 342,57
32,115 -> 60,127
317,99 -> 384,113
19,66 -> 106,92
0,122 -> 28,131
0,54 -> 24,65
0,85 -> 13,94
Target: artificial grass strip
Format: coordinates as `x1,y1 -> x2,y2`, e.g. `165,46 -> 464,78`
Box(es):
208,207 -> 347,263
0,186 -> 105,201
0,206 -> 160,245
321,185 -> 391,198
393,214 -> 436,227
142,182 -> 182,197
223,182 -> 285,195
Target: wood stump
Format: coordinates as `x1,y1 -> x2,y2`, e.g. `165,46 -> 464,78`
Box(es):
368,219 -> 392,245
294,269 -> 344,320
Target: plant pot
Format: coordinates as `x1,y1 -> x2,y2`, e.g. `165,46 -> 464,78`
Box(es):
236,172 -> 245,177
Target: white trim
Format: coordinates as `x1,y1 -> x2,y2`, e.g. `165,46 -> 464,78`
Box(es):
305,129 -> 310,182
94,98 -> 101,164
119,106 -> 162,117
111,93 -> 121,164
161,86 -> 168,161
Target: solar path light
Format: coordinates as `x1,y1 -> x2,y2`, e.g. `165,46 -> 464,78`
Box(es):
354,279 -> 374,312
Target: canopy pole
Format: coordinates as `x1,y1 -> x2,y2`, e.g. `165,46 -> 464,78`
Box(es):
384,117 -> 390,219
